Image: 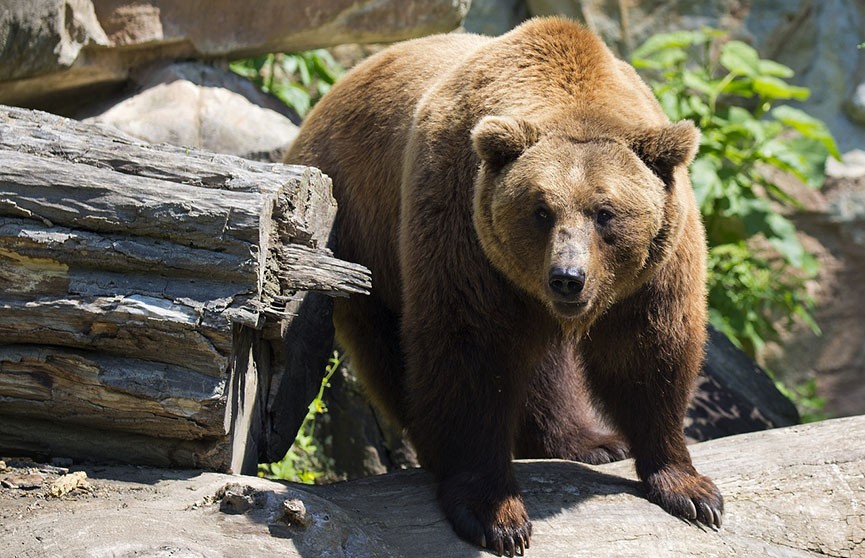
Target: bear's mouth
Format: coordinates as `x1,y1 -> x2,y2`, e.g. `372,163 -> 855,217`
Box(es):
551,300 -> 589,319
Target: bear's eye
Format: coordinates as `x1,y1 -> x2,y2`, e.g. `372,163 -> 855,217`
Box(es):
596,208 -> 615,226
535,205 -> 553,226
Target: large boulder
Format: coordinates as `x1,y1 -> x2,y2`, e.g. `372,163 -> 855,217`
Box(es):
4,416 -> 863,557
0,0 -> 471,111
79,61 -> 300,161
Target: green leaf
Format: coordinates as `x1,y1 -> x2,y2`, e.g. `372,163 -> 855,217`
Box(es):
725,107 -> 754,126
761,138 -> 828,188
772,105 -> 841,159
687,94 -> 711,118
273,82 -> 312,116
631,30 -> 702,59
758,59 -> 795,78
720,41 -> 761,76
309,49 -> 343,83
690,156 -> 723,209
719,76 -> 757,98
297,55 -> 312,86
643,48 -> 690,70
753,76 -> 810,100
682,70 -> 714,95
766,215 -> 807,268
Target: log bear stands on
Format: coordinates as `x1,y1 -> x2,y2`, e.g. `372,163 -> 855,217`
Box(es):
286,17 -> 723,555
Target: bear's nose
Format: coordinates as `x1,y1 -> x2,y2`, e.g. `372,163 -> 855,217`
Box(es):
549,266 -> 586,299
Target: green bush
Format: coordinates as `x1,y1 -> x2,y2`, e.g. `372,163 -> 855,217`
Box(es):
259,351 -> 341,483
230,50 -> 343,117
632,29 -> 840,357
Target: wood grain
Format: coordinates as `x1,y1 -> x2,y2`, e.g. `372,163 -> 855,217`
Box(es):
0,105 -> 370,472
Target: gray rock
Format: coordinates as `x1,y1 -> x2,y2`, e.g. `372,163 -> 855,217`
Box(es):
845,82 -> 865,125
0,0 -> 470,110
0,0 -> 109,82
827,149 -> 865,181
745,0 -> 865,154
686,326 -> 799,443
463,0 -> 528,37
80,62 -> 299,161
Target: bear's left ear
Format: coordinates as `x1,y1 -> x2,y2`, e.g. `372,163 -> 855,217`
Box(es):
628,121 -> 700,185
472,116 -> 540,172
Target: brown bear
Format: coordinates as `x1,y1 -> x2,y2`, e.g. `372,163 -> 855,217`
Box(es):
286,17 -> 723,555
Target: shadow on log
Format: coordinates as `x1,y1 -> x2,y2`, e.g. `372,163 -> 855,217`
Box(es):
1,416 -> 862,557
0,105 -> 370,473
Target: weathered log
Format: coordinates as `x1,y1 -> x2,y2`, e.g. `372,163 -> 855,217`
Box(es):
0,416 -> 862,557
0,105 -> 370,472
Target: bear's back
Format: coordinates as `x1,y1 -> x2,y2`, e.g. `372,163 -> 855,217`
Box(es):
286,32 -> 489,311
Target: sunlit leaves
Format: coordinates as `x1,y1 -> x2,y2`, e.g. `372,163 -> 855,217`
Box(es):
230,50 -> 343,117
632,28 -> 838,354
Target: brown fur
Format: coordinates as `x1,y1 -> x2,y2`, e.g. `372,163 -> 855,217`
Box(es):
286,17 -> 722,554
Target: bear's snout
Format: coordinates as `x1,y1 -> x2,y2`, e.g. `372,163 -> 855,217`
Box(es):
548,266 -> 586,300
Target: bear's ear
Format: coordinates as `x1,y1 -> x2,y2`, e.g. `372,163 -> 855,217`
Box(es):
628,121 -> 700,185
472,116 -> 540,171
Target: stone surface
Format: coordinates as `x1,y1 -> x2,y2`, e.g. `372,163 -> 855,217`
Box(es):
0,0 -> 109,82
0,0 -> 471,110
2,416 -> 864,557
846,82 -> 865,125
80,61 -> 299,161
525,0 -> 865,152
463,0 -> 528,36
686,326 -> 800,442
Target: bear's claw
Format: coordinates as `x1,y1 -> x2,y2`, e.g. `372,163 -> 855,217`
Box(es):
646,466 -> 724,529
484,520 -> 531,556
442,486 -> 532,556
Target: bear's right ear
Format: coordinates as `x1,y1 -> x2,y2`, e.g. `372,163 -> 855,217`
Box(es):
472,116 -> 540,171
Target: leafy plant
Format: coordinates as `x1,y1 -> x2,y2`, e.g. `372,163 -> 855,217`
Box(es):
776,376 -> 829,423
632,30 -> 839,356
230,50 -> 343,117
259,351 -> 342,483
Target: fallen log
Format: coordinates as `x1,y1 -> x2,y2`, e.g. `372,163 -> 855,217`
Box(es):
0,105 -> 370,473
0,416 -> 862,557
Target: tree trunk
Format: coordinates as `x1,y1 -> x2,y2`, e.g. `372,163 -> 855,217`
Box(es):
0,105 -> 370,473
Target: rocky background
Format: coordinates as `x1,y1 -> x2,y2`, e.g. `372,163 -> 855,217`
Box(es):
1,0 -> 863,429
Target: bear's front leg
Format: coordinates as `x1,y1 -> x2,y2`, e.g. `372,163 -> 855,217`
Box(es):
402,315 -> 533,555
583,304 -> 724,528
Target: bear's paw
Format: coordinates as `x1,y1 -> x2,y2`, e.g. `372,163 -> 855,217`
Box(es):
645,464 -> 724,529
568,431 -> 630,465
438,473 -> 532,556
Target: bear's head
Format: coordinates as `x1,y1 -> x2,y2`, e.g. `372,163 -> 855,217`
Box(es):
471,115 -> 699,326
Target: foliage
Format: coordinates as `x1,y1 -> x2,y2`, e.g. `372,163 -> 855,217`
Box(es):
632,29 -> 840,357
259,351 -> 341,483
775,377 -> 829,424
230,50 -> 343,117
